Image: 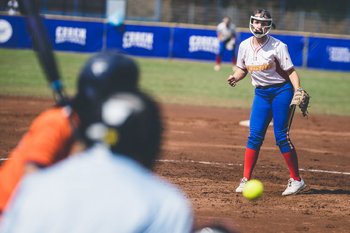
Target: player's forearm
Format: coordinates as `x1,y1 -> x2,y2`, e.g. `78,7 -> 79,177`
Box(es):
227,68 -> 247,87
288,68 -> 300,89
233,68 -> 248,81
217,33 -> 224,41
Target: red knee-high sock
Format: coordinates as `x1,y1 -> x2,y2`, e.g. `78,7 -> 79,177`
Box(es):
215,55 -> 221,65
243,148 -> 260,180
282,148 -> 301,181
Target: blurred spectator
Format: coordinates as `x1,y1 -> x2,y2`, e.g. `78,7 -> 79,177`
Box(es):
7,0 -> 18,15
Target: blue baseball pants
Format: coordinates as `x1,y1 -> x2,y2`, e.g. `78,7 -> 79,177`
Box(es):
247,81 -> 296,154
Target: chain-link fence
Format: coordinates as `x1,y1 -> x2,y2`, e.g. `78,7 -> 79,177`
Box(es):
153,0 -> 350,35
1,0 -> 349,35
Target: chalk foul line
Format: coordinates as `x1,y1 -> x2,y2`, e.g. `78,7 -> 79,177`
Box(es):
1,158 -> 349,175
157,159 -> 350,175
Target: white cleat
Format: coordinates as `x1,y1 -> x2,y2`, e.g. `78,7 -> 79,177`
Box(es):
214,65 -> 220,71
232,65 -> 238,72
282,178 -> 306,196
235,177 -> 248,193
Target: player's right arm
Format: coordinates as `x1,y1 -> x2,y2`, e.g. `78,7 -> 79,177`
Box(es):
20,107 -> 77,175
217,30 -> 224,42
216,23 -> 225,42
227,41 -> 248,87
227,68 -> 248,87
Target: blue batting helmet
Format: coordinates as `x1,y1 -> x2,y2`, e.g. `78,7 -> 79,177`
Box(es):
69,51 -> 139,124
77,51 -> 139,101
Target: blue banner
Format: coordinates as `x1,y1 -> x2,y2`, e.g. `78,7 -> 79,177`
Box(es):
106,24 -> 171,57
172,27 -> 234,62
0,15 -> 32,49
1,15 -> 350,72
43,18 -> 104,52
307,37 -> 350,71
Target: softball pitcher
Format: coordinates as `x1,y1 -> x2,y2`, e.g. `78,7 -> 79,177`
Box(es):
227,9 -> 308,196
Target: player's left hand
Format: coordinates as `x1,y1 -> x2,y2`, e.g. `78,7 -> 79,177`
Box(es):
227,75 -> 237,87
290,87 -> 310,117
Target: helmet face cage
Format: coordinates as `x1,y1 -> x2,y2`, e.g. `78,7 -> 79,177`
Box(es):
249,15 -> 273,38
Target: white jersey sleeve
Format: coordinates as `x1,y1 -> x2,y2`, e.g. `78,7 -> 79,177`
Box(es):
275,43 -> 294,71
236,39 -> 249,70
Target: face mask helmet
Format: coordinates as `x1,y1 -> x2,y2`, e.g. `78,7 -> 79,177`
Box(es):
249,9 -> 276,39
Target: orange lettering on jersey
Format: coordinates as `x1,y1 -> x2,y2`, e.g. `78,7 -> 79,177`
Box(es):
246,62 -> 274,74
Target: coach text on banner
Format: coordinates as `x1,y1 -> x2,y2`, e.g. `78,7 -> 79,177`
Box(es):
307,37 -> 350,71
172,27 -> 235,62
106,24 -> 171,58
43,18 -> 104,53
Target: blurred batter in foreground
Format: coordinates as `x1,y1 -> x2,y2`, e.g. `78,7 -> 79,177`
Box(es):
0,91 -> 194,233
0,51 -> 139,217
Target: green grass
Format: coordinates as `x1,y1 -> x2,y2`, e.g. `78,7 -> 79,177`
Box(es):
1,48 -> 349,116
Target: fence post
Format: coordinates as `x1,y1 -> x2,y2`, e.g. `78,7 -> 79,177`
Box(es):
217,0 -> 223,24
346,0 -> 350,35
43,0 -> 47,14
155,0 -> 162,22
168,26 -> 174,59
280,0 -> 286,30
298,11 -> 305,32
102,21 -> 107,52
188,3 -> 195,24
203,0 -> 208,25
302,35 -> 309,69
74,0 -> 79,16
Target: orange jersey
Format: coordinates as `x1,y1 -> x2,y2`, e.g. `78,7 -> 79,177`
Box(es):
0,106 -> 78,212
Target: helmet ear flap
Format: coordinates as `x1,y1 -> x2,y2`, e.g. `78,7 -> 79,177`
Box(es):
78,91 -> 162,168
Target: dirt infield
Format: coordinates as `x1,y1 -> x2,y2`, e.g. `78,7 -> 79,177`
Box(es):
1,95 -> 349,232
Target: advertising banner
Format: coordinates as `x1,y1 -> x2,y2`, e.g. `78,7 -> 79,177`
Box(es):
0,15 -> 32,49
106,24 -> 171,57
172,27 -> 235,62
308,37 -> 350,71
43,18 -> 104,52
1,15 -> 349,72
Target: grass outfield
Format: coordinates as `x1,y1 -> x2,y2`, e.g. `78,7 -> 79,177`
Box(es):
1,48 -> 349,116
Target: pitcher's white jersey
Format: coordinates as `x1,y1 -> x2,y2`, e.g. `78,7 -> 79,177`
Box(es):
236,35 -> 294,87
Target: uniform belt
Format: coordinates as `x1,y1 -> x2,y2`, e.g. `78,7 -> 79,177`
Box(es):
256,80 -> 290,89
